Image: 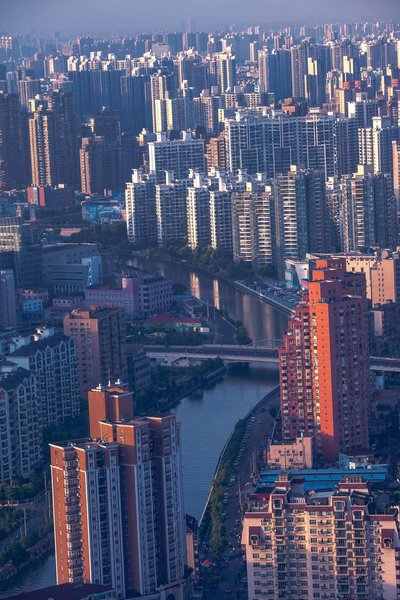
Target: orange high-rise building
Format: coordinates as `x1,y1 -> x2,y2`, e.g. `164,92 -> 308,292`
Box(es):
279,257 -> 370,463
64,306 -> 127,398
51,383 -> 187,598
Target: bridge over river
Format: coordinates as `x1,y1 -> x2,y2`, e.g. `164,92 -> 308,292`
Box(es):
141,344 -> 400,372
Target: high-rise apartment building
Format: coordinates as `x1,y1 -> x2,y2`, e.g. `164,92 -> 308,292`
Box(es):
225,114 -> 335,179
80,135 -> 122,194
29,104 -> 58,187
0,270 -> 16,327
232,182 -> 275,269
64,307 -> 127,398
393,139 -> 400,206
279,258 -> 369,463
0,92 -> 30,190
205,133 -> 227,171
340,165 -> 397,252
305,58 -> 326,106
258,49 -> 292,101
215,52 -> 237,94
148,131 -> 205,182
7,328 -> 80,427
150,71 -> 176,132
273,167 -> 309,274
193,92 -> 221,135
242,473 -> 400,600
348,95 -> 379,129
290,44 -> 309,99
156,173 -> 189,244
28,91 -> 79,188
125,170 -> 157,245
0,368 -> 42,482
344,251 -> 400,307
186,175 -> 211,249
358,116 -> 400,177
303,169 -> 331,255
47,90 -> 79,187
0,217 -> 42,288
209,186 -> 233,255
51,383 -> 187,598
18,77 -> 40,109
335,118 -> 359,176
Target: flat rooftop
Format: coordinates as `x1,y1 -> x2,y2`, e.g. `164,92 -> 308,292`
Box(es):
258,466 -> 388,492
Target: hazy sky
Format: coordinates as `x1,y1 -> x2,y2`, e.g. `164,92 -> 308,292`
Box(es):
1,0 -> 399,34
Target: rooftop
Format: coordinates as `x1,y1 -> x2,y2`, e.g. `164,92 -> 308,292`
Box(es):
258,466 -> 388,492
0,368 -> 34,391
8,334 -> 71,357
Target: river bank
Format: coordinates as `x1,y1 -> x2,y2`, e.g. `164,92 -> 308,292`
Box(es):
199,385 -> 279,546
129,256 -> 289,344
1,254 -> 286,596
132,249 -> 295,317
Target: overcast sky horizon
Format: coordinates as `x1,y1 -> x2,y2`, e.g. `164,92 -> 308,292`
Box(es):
1,0 -> 399,35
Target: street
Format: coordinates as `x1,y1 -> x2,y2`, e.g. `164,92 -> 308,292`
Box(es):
200,388 -> 279,599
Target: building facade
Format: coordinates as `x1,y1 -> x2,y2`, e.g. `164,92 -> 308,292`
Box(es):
64,307 -> 127,398
51,383 -> 187,599
242,474 -> 400,600
279,258 -> 370,463
7,328 -> 80,427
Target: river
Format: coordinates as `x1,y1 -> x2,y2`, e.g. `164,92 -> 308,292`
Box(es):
1,259 -> 288,597
130,256 -> 289,343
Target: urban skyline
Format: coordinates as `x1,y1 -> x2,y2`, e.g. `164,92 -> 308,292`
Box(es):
0,1 -> 399,34
0,9 -> 400,600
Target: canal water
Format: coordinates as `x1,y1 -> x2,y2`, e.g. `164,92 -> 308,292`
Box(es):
129,256 -> 289,343
1,260 -> 288,596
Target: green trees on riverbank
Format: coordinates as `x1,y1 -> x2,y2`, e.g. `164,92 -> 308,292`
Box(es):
202,418 -> 247,557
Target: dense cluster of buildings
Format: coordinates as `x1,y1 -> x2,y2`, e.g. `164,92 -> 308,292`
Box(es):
1,17 -> 400,600
241,255 -> 400,598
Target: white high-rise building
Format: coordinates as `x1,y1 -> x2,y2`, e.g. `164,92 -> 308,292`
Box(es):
358,116 -> 400,177
340,165 -> 397,252
125,170 -> 157,244
210,183 -> 233,255
148,131 -> 205,182
225,113 -> 335,179
186,174 -> 211,249
156,172 -> 189,244
232,181 -> 275,268
273,166 -> 309,274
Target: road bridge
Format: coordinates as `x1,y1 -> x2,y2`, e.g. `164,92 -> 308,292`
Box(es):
142,345 -> 400,372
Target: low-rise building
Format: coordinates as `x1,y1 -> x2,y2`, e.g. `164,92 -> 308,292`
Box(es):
345,250 -> 400,307
42,243 -> 102,294
85,274 -> 172,319
27,185 -> 75,209
267,435 -> 313,469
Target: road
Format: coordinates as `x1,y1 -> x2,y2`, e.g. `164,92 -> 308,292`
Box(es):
200,389 -> 279,599
214,312 -> 237,345
0,496 -> 50,552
